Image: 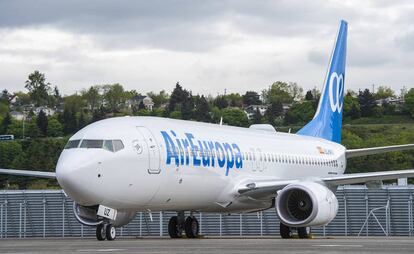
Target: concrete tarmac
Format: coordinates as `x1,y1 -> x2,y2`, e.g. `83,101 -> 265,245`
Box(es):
0,237 -> 413,254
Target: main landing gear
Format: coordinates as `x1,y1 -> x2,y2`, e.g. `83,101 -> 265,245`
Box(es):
280,223 -> 311,239
96,223 -> 116,241
168,212 -> 199,238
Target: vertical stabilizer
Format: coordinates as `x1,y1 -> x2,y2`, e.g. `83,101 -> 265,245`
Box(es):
297,20 -> 347,143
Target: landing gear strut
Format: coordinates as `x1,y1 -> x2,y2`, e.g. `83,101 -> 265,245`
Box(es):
279,223 -> 311,239
96,223 -> 116,241
168,212 -> 199,239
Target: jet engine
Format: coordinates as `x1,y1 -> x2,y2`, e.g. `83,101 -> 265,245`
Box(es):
275,182 -> 338,227
73,203 -> 136,227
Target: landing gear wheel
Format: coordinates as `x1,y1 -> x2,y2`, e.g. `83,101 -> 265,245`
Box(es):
96,224 -> 106,241
168,216 -> 183,238
280,223 -> 292,239
106,224 -> 116,241
184,216 -> 199,238
297,227 -> 311,239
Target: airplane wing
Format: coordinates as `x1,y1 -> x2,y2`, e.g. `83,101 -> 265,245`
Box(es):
238,169 -> 414,198
0,168 -> 56,179
346,144 -> 414,158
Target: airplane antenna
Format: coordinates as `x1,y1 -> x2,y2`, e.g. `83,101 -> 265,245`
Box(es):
288,128 -> 291,133
220,117 -> 223,126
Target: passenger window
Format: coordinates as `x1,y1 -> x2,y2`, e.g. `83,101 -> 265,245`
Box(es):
113,140 -> 124,152
103,140 -> 114,152
65,140 -> 80,149
80,139 -> 103,148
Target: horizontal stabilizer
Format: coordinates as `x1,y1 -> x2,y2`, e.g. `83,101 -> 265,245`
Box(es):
0,168 -> 56,179
346,144 -> 414,158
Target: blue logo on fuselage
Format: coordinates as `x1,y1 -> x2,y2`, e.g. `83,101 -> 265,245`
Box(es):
160,130 -> 243,176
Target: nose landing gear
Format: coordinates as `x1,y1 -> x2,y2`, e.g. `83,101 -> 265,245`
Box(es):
168,212 -> 199,239
96,223 -> 117,241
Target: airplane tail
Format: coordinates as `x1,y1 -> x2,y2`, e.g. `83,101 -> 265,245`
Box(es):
297,20 -> 347,144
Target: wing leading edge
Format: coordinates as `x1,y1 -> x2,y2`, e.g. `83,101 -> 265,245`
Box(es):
346,144 -> 414,158
238,169 -> 414,198
0,168 -> 56,179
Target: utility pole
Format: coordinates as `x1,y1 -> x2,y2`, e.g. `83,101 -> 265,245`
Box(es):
22,115 -> 25,139
372,84 -> 375,94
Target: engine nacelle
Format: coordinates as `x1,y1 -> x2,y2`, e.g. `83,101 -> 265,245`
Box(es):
276,182 -> 338,227
73,203 -> 136,227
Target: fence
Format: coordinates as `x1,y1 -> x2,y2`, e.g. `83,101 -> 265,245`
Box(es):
1,185 -> 414,238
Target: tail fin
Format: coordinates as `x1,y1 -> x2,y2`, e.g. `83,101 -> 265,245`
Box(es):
297,20 -> 347,144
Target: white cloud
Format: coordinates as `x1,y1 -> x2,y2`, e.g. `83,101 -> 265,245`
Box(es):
0,0 -> 413,96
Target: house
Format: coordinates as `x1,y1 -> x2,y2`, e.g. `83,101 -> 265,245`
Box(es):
34,106 -> 55,116
126,95 -> 154,111
244,105 -> 268,119
10,111 -> 25,121
375,97 -> 404,107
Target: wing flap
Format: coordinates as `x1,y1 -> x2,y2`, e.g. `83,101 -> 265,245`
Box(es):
346,144 -> 414,158
0,168 -> 56,179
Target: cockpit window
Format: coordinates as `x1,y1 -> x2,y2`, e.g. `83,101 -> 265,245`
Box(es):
113,140 -> 124,152
66,139 -> 124,152
80,139 -> 104,149
65,140 -> 81,149
103,140 -> 114,152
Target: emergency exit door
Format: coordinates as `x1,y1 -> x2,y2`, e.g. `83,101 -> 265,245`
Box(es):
137,126 -> 161,174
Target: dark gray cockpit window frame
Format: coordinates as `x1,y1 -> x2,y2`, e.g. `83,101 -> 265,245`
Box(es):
65,140 -> 81,149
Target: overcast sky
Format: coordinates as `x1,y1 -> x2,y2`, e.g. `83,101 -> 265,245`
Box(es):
0,0 -> 413,96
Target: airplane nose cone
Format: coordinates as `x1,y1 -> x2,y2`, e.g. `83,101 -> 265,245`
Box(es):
56,152 -> 101,206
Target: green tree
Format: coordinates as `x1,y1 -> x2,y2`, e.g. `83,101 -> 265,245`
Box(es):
358,89 -> 376,117
61,107 -> 77,134
36,110 -> 48,136
168,82 -> 193,120
221,108 -> 249,127
47,118 -> 63,137
7,120 -> 23,138
251,108 -> 262,124
284,101 -> 315,125
0,89 -> 10,104
1,112 -> 12,134
404,88 -> 414,118
225,93 -> 243,108
194,95 -> 211,122
242,91 -> 261,106
82,86 -> 101,112
26,118 -> 40,138
375,86 -> 395,99
213,95 -> 228,109
103,84 -> 126,112
147,90 -> 169,108
25,71 -> 51,106
305,90 -> 314,101
265,102 -> 283,125
343,92 -> 361,119
262,81 -> 302,104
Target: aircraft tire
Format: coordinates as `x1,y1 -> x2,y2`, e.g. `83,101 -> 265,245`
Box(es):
106,224 -> 116,241
96,224 -> 106,241
297,227 -> 311,239
168,216 -> 183,238
279,223 -> 292,239
184,216 -> 199,238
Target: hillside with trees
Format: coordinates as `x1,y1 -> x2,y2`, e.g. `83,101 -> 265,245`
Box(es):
1,70 -> 414,189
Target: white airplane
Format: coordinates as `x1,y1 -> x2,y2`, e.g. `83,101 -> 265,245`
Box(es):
1,20 -> 414,241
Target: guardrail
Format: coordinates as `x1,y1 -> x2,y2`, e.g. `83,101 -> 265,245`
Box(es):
1,185 -> 414,238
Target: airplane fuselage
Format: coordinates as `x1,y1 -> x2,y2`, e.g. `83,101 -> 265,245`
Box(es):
56,116 -> 346,214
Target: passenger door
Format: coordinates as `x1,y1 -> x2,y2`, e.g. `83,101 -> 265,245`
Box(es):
137,126 -> 161,174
